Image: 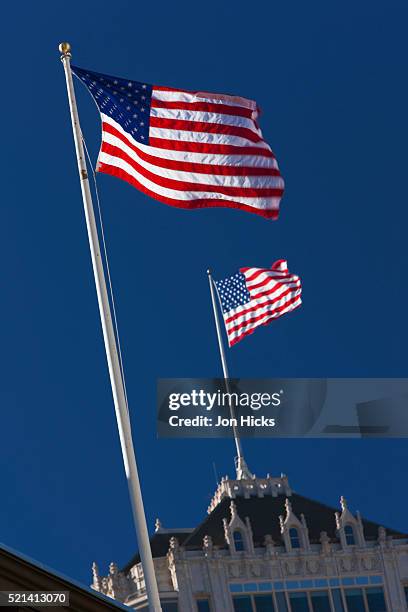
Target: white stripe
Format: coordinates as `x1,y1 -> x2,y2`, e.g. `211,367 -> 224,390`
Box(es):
151,106 -> 261,134
225,289 -> 302,331
101,115 -> 278,168
227,298 -> 302,343
102,132 -> 284,189
149,127 -> 270,150
152,89 -> 257,111
98,152 -> 281,210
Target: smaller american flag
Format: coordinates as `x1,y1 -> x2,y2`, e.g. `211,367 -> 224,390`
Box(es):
215,260 -> 302,346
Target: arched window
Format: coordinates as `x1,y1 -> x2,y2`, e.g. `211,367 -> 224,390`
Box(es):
344,525 -> 355,545
289,527 -> 301,549
233,530 -> 245,551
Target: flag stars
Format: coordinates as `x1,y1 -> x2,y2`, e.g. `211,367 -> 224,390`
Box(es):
73,67 -> 151,146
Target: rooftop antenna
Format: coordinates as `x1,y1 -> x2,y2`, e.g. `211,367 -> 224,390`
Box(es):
212,461 -> 220,485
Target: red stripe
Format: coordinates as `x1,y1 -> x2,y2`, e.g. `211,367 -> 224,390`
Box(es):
148,137 -> 275,157
100,142 -> 283,197
229,300 -> 302,346
151,98 -> 253,119
152,85 -> 192,93
97,162 -> 279,219
225,287 -> 301,325
102,123 -> 280,177
150,117 -> 262,144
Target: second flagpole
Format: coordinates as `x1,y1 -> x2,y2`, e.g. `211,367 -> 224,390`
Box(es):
207,270 -> 252,480
59,43 -> 162,611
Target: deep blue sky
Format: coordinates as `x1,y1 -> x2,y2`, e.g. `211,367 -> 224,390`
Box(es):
1,0 -> 408,587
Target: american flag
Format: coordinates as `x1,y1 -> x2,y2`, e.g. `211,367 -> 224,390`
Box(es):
215,260 -> 302,346
71,66 -> 284,219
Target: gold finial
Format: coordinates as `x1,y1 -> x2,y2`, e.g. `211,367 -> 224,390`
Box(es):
58,42 -> 71,56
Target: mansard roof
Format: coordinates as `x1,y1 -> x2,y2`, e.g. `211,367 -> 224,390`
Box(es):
182,492 -> 407,550
122,531 -> 192,571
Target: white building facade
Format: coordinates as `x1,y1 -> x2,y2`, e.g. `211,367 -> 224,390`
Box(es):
91,473 -> 408,612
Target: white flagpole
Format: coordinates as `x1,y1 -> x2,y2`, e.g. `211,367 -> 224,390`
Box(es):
58,43 -> 162,612
207,270 -> 252,480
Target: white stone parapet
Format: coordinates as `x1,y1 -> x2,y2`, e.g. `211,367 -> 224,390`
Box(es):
207,473 -> 292,514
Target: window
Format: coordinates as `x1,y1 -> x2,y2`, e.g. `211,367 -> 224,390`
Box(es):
254,594 -> 275,611
366,587 -> 386,611
161,603 -> 178,612
344,588 -> 365,611
233,530 -> 245,551
289,527 -> 301,549
275,592 -> 288,612
310,590 -> 331,612
233,596 -> 252,612
196,599 -> 211,612
344,524 -> 356,545
331,589 -> 345,612
288,592 -> 309,612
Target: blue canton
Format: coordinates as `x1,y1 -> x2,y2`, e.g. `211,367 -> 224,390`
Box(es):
215,273 -> 251,314
71,65 -> 152,144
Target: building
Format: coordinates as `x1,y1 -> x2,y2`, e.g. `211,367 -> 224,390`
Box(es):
0,540 -> 130,612
92,470 -> 408,612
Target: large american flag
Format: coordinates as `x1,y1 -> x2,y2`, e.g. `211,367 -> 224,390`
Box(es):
71,66 -> 284,219
215,260 -> 302,346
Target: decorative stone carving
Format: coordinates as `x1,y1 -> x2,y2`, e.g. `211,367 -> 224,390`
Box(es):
203,535 -> 213,557
264,534 -> 276,556
336,496 -> 366,549
320,531 -> 331,555
281,498 -> 311,552
224,501 -> 255,555
306,559 -> 323,574
91,562 -> 101,591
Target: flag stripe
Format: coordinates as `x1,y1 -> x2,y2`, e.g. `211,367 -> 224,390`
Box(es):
101,139 -> 282,188
225,287 -> 302,326
150,107 -> 259,131
99,146 -> 283,196
229,300 -> 302,346
152,88 -> 257,111
102,119 -> 278,168
97,162 -> 280,218
98,160 -> 279,214
149,126 -> 269,149
151,98 -> 254,118
148,136 -> 275,157
227,294 -> 302,338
